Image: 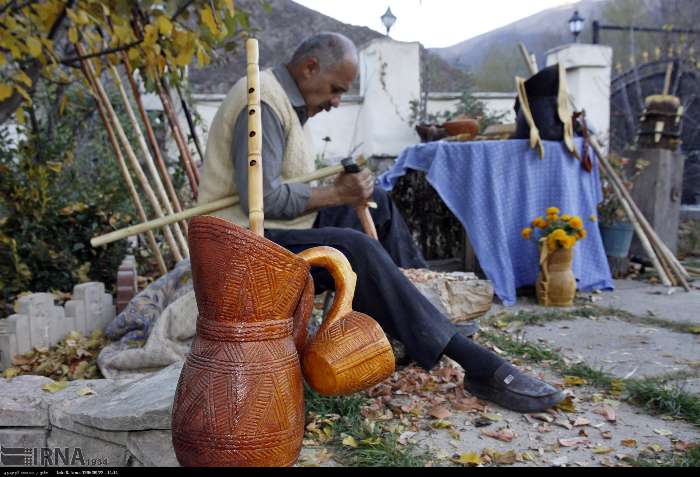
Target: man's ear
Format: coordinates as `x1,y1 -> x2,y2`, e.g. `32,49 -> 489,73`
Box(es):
302,57 -> 321,79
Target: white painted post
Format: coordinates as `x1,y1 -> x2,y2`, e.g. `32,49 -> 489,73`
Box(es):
545,44 -> 614,148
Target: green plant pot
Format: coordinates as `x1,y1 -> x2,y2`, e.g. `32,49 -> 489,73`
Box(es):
599,222 -> 635,258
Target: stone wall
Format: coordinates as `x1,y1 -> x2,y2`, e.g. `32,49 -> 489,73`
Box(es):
0,363 -> 182,467
0,283 -> 115,370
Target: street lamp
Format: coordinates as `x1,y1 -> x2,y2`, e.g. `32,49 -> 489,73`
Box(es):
381,7 -> 397,37
568,10 -> 585,43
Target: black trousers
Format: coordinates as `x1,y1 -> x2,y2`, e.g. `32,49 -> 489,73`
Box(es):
265,189 -> 458,370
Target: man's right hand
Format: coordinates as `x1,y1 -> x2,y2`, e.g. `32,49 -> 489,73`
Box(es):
334,169 -> 375,207
302,168 -> 375,214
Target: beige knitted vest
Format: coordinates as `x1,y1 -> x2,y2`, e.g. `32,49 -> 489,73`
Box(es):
197,69 -> 318,229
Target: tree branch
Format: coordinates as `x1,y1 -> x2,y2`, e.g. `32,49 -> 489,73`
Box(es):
171,0 -> 196,22
59,39 -> 144,65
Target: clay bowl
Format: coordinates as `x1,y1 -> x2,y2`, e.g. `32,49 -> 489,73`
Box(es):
442,117 -> 480,138
415,123 -> 448,143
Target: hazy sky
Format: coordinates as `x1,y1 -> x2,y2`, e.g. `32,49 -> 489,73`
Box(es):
293,0 -> 579,48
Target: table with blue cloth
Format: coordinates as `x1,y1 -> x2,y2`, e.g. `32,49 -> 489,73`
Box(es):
377,138 -> 614,306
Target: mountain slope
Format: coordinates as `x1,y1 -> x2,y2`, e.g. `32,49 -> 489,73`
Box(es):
431,0 -> 611,90
189,0 -> 473,94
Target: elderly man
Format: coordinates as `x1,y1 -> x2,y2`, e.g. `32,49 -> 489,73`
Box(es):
197,32 -> 564,413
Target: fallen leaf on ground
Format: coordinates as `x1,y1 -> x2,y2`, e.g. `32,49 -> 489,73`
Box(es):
621,439 -> 637,448
554,419 -> 573,430
2,367 -> 21,379
653,429 -> 672,436
428,405 -> 452,420
592,446 -> 613,454
41,381 -> 68,393
531,413 -> 554,423
592,405 -> 616,422
451,452 -> 482,466
559,437 -> 587,447
76,386 -> 95,396
601,431 -> 613,439
563,376 -> 587,386
452,397 -> 486,412
647,444 -> 663,453
432,419 -> 452,429
341,435 -> 358,448
521,451 -> 535,462
555,396 -> 577,413
492,450 -> 517,465
481,427 -> 515,442
573,417 -> 590,427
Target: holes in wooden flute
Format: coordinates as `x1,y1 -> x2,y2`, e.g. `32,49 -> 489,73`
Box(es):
249,109 -> 255,115
248,87 -> 255,93
249,160 -> 257,166
249,131 -> 256,137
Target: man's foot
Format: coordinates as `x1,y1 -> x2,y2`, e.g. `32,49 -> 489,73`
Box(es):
464,363 -> 565,413
455,321 -> 480,338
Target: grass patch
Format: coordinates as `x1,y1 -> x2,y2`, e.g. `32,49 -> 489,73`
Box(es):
626,379 -> 700,426
303,385 -> 428,467
633,445 -> 700,467
478,328 -> 700,427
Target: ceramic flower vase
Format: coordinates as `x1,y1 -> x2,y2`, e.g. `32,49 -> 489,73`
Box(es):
536,245 -> 576,307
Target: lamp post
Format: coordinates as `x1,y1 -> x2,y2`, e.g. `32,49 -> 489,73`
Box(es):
568,10 -> 585,43
381,7 -> 397,37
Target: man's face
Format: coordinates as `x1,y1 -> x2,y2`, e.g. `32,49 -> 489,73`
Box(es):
296,57 -> 358,118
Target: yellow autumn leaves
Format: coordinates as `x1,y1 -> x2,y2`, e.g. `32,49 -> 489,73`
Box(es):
522,206 -> 588,251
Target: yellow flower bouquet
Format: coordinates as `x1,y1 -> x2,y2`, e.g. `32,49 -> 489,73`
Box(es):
521,207 -> 587,251
521,207 -> 587,307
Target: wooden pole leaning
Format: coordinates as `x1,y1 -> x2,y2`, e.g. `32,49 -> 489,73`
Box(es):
246,38 -> 264,236
589,137 -> 683,288
77,51 -> 168,275
121,52 -> 188,237
156,78 -> 200,194
108,64 -> 190,258
76,44 -> 184,263
90,160 -> 362,248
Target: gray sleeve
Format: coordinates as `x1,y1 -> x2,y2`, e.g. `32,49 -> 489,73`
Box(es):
232,102 -> 312,220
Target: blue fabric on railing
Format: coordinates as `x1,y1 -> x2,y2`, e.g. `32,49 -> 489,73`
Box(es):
377,138 -> 614,306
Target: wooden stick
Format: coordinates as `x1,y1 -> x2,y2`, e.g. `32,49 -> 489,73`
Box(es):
175,82 -> 205,164
155,78 -> 199,199
78,53 -> 168,275
90,160 -> 364,247
518,42 -> 539,75
157,78 -> 200,185
246,38 -> 264,236
121,52 -> 188,237
356,206 -> 378,240
108,64 -> 190,258
77,43 -> 183,263
589,137 -> 690,290
590,137 -> 674,287
663,62 -> 673,96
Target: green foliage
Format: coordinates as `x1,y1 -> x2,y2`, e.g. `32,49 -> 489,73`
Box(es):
0,84 -> 138,316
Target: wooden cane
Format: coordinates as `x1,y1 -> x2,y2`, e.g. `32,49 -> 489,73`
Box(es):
246,38 -> 264,236
76,44 -> 184,263
78,53 -> 168,275
108,64 -> 190,258
90,160 -> 366,247
121,52 -> 188,236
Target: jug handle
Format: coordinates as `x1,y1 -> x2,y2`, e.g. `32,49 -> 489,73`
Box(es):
297,246 -> 357,333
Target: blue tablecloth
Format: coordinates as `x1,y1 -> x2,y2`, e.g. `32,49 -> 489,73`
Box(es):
378,138 -> 614,306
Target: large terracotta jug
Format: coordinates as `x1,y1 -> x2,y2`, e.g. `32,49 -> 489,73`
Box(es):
171,216 -> 315,467
536,246 -> 576,307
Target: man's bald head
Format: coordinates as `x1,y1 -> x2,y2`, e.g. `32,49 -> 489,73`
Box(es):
289,32 -> 358,72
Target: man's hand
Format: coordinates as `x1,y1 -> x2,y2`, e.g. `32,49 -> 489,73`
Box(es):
302,168 -> 375,213
334,169 -> 374,206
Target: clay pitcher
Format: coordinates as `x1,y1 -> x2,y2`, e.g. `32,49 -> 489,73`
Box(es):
298,247 -> 395,396
536,245 -> 576,307
171,216 -> 315,467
